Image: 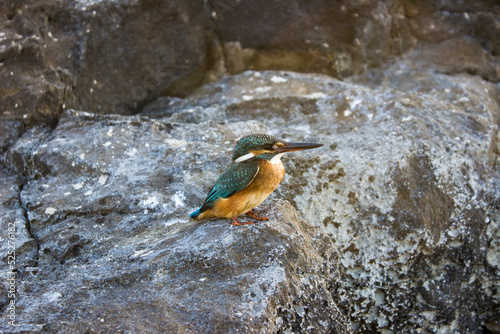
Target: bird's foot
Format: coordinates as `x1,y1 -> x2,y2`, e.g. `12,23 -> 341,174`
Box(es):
246,210 -> 268,221
231,216 -> 255,226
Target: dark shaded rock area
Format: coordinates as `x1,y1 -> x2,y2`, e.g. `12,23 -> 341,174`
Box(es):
215,0 -> 500,81
1,0 -> 499,333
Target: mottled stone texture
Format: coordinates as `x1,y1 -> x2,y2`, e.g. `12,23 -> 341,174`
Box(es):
1,68 -> 498,332
0,109 -> 351,333
140,69 -> 500,332
1,0 -> 500,333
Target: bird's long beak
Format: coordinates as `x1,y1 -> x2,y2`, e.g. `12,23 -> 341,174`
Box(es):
276,142 -> 323,153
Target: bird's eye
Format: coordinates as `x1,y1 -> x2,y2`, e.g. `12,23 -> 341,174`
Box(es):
263,144 -> 274,150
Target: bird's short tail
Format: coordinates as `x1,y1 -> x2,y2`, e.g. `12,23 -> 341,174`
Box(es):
189,208 -> 201,219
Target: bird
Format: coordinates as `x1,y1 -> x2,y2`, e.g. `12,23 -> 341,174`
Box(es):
190,134 -> 323,225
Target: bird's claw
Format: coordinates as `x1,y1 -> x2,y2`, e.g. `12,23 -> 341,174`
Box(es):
231,216 -> 256,225
246,210 -> 268,220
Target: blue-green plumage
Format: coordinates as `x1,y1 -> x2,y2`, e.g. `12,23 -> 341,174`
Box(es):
189,208 -> 201,218
190,162 -> 259,218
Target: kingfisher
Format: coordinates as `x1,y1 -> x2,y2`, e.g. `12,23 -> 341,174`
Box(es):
190,134 -> 323,225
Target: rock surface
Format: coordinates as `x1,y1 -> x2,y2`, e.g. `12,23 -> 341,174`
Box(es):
0,108 -> 351,333
1,68 -> 499,332
0,0 -> 213,154
1,0 -> 500,333
2,0 -> 499,152
213,0 -> 500,80
179,69 -> 500,332
143,67 -> 500,332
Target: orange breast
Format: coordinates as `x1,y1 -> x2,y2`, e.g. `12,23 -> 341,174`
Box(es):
198,160 -> 285,219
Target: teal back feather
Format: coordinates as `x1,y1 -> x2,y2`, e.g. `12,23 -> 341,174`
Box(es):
197,162 -> 260,213
206,162 -> 259,202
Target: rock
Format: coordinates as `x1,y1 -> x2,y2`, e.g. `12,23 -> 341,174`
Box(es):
0,0 -> 213,154
0,169 -> 37,269
137,69 -> 500,331
213,0 -> 500,80
66,0 -> 212,114
1,68 -> 499,332
0,109 -> 351,333
1,0 -> 500,332
2,0 -> 499,153
214,0 -> 403,77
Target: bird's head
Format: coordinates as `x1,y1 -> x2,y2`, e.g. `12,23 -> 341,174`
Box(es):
232,134 -> 323,163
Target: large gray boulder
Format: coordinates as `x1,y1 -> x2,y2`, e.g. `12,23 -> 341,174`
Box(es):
157,68 -> 500,332
1,68 -> 499,332
0,105 -> 351,333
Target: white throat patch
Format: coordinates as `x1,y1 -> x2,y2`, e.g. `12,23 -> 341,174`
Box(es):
269,153 -> 285,165
234,152 -> 255,163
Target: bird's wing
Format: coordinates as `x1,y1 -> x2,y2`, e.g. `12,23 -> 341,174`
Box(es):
204,162 -> 260,205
